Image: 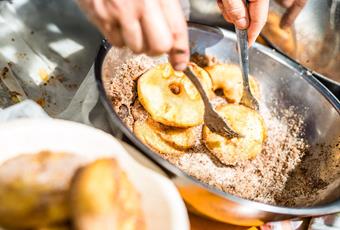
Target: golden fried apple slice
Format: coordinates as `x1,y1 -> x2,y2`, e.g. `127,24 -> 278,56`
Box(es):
70,159 -> 144,230
204,64 -> 260,103
202,104 -> 266,165
138,62 -> 213,127
134,119 -> 183,156
147,119 -> 197,150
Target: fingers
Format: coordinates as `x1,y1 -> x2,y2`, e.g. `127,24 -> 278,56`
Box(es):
248,0 -> 269,46
280,0 -> 307,28
101,0 -> 144,52
275,0 -> 294,8
217,0 -> 233,22
160,0 -> 189,71
93,13 -> 125,48
92,0 -> 114,21
78,0 -> 189,70
119,20 -> 144,53
221,0 -> 249,29
117,2 -> 144,53
104,23 -> 125,48
77,0 -> 125,47
84,8 -> 125,48
140,0 -> 173,56
218,0 -> 269,46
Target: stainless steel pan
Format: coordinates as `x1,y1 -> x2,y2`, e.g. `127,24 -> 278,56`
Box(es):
95,23 -> 340,226
265,0 -> 340,84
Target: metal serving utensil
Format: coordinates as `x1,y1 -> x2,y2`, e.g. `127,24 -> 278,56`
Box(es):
235,1 -> 260,111
184,66 -> 241,138
236,30 -> 260,111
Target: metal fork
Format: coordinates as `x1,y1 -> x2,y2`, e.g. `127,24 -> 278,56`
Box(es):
184,67 -> 241,138
235,0 -> 259,111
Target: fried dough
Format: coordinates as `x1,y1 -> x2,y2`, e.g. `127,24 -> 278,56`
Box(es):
138,62 -> 213,127
70,159 -> 144,230
205,64 -> 260,103
0,151 -> 85,229
134,118 -> 184,156
203,104 -> 266,165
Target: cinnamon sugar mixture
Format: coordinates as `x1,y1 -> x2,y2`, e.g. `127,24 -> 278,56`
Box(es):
103,49 -> 337,207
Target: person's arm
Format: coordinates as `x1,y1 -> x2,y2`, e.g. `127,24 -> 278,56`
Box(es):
77,0 -> 189,71
217,0 -> 269,46
276,0 -> 307,28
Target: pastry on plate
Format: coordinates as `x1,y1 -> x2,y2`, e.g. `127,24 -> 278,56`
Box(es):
70,158 -> 145,230
0,151 -> 85,229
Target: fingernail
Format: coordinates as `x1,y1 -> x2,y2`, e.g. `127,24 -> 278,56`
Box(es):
235,18 -> 248,29
174,63 -> 187,71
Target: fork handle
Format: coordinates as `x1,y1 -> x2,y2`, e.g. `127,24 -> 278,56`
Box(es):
184,67 -> 214,110
236,0 -> 251,93
236,28 -> 251,93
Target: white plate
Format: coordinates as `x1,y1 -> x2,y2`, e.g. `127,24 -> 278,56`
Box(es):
0,118 -> 189,230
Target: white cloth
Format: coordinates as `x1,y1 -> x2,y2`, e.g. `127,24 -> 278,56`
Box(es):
0,99 -> 49,122
57,66 -> 98,125
0,0 -> 101,116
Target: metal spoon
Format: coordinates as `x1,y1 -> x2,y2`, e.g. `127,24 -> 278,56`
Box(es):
235,2 -> 259,111
184,66 -> 241,138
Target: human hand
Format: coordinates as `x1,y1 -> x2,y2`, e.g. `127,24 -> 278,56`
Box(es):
276,0 -> 307,28
77,0 -> 189,71
217,0 -> 269,46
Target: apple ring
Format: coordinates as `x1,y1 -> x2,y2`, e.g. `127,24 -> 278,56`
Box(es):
138,62 -> 213,127
205,64 -> 260,103
203,104 -> 266,166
